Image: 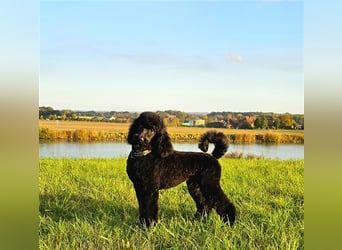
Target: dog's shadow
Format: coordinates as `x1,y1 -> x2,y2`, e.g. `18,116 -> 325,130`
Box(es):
39,192 -> 195,226
39,193 -> 137,225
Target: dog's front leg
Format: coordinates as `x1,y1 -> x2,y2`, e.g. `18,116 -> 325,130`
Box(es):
135,186 -> 159,228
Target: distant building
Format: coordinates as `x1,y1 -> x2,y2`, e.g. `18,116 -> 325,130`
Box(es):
206,121 -> 227,128
228,118 -> 239,129
296,124 -> 304,130
189,119 -> 205,127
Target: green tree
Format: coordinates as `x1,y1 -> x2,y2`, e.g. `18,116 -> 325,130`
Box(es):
237,113 -> 243,120
254,116 -> 268,129
238,120 -> 252,129
273,118 -> 280,129
280,114 -> 296,129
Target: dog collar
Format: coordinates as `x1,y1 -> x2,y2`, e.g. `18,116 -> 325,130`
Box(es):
130,150 -> 152,158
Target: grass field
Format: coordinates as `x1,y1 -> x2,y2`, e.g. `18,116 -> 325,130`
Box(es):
39,120 -> 304,144
39,158 -> 304,249
39,120 -> 304,135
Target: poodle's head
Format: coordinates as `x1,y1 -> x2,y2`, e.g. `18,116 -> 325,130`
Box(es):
127,112 -> 173,157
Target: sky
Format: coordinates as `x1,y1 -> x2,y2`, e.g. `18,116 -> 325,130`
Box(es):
40,0 -> 303,114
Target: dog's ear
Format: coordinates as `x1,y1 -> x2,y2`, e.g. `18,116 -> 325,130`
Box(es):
151,129 -> 173,158
127,119 -> 139,145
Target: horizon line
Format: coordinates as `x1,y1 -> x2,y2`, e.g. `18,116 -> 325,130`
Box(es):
39,106 -> 304,115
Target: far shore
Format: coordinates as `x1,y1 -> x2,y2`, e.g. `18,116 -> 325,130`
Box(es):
39,120 -> 304,144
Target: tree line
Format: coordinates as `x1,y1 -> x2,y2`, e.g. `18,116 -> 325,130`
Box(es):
39,107 -> 304,130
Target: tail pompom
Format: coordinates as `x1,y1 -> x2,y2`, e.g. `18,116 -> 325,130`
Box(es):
198,130 -> 229,159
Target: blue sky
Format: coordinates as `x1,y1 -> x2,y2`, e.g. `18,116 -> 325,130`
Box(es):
40,0 -> 303,113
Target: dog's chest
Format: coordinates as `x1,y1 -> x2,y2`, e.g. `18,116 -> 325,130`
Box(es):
126,156 -> 156,180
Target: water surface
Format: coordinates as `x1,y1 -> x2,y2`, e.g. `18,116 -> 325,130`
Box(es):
40,142 -> 304,160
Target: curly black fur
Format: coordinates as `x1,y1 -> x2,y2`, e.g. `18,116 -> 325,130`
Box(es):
126,112 -> 236,227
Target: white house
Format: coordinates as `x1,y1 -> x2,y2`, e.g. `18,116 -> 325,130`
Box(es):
189,119 -> 205,127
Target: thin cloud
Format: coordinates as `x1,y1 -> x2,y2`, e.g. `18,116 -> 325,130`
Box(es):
226,54 -> 244,63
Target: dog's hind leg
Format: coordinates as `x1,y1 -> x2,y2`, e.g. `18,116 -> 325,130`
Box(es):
200,179 -> 236,226
213,186 -> 236,226
186,177 -> 212,219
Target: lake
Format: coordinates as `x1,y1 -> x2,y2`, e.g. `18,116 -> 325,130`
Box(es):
39,142 -> 304,160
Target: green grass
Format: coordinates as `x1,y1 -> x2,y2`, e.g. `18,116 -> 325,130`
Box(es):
39,158 -> 304,249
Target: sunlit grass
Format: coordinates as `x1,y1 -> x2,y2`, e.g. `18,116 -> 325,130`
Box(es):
39,158 -> 304,249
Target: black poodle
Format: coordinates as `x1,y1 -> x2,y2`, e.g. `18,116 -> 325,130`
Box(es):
126,112 -> 236,227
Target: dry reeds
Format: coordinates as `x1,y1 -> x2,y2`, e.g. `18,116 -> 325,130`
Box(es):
39,126 -> 304,144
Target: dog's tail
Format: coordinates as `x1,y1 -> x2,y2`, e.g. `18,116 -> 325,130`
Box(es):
198,130 -> 229,159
